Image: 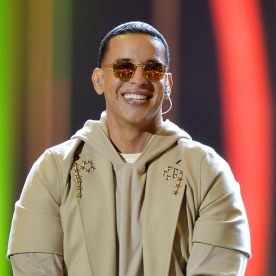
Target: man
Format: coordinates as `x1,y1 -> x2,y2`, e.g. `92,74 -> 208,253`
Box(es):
8,21 -> 251,275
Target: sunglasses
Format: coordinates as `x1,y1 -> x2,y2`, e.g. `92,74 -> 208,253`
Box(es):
101,60 -> 167,82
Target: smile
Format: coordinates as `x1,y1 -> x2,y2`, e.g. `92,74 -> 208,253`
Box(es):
123,93 -> 150,101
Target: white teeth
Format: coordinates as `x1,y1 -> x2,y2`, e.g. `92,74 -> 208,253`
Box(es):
123,94 -> 148,100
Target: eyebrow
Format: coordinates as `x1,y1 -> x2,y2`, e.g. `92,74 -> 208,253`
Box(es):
114,58 -> 131,62
114,58 -> 162,64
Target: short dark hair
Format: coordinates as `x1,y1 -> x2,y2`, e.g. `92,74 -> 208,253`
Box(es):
97,21 -> 170,68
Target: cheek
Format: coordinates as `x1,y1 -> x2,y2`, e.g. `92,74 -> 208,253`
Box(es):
154,84 -> 165,100
104,82 -> 123,102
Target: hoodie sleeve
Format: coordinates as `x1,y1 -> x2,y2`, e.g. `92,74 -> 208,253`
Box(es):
186,243 -> 248,275
10,253 -> 65,276
191,149 -> 251,258
7,139 -> 81,258
7,150 -> 65,257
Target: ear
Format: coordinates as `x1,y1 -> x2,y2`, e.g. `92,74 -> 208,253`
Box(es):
164,73 -> 173,99
92,68 -> 104,95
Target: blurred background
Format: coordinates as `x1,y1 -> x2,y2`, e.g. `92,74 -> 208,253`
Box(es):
0,0 -> 275,275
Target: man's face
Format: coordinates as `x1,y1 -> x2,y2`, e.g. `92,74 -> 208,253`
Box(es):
93,33 -> 171,131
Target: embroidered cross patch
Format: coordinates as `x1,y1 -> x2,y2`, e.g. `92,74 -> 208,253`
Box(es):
72,159 -> 96,198
163,166 -> 183,195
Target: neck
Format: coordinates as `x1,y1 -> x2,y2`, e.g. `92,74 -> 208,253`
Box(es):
107,120 -> 162,154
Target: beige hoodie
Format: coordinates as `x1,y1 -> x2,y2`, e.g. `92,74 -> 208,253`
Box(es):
8,112 -> 251,275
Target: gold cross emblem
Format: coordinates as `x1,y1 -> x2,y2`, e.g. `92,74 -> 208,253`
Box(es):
72,159 -> 96,198
163,166 -> 183,195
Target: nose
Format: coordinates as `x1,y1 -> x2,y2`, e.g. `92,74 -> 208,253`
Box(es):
130,65 -> 148,85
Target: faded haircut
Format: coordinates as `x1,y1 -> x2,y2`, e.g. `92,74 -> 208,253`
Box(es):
97,21 -> 170,68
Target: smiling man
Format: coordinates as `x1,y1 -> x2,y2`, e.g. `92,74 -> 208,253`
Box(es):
8,21 -> 251,275
92,32 -> 172,154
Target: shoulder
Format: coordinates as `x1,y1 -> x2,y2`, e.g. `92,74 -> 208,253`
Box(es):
36,138 -> 83,165
177,137 -> 236,193
46,138 -> 82,156
178,137 -> 216,154
22,138 -> 84,204
177,137 -> 226,168
30,138 -> 84,183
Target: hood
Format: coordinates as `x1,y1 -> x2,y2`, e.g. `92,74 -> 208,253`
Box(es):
71,111 -> 191,166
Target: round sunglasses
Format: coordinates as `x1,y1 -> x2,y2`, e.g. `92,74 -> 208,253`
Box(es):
101,60 -> 167,82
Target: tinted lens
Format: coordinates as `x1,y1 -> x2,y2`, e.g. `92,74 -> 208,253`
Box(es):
143,62 -> 166,81
113,61 -> 135,81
